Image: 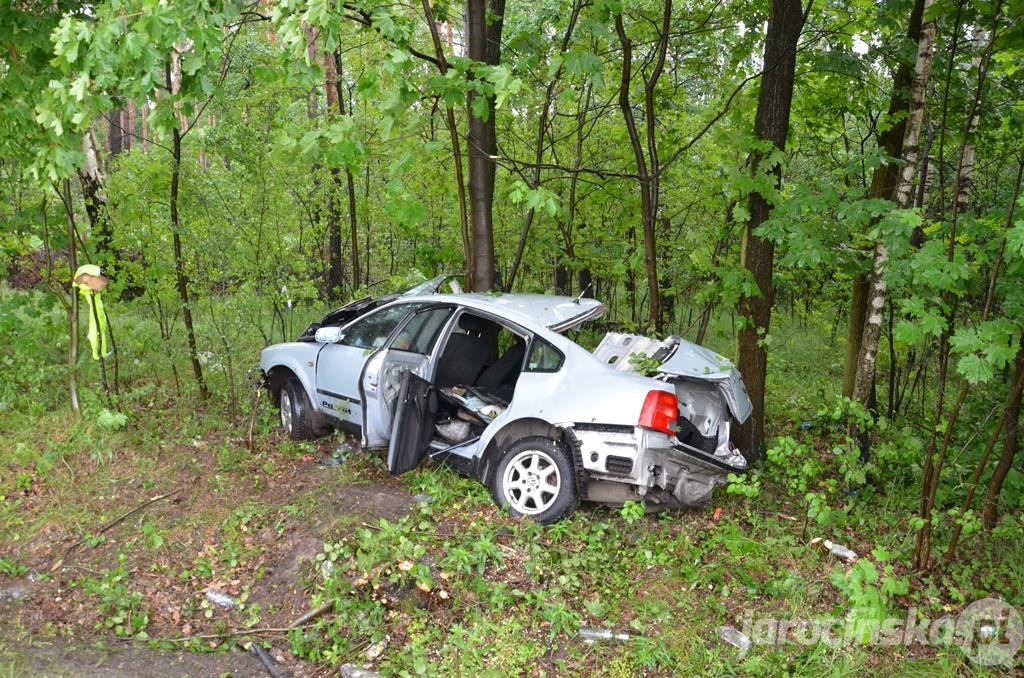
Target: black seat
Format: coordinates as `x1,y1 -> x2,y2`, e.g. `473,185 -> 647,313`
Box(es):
433,314 -> 491,388
477,337 -> 525,389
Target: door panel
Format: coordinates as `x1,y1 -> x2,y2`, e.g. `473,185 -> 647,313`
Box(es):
314,343 -> 370,425
314,303 -> 418,427
387,372 -> 437,475
361,349 -> 429,447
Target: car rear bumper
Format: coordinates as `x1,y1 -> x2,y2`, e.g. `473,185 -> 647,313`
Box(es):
572,425 -> 747,507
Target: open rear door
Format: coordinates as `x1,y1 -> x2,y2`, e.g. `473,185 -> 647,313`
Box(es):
387,372 -> 438,475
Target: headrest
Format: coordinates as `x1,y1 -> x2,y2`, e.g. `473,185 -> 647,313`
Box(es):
458,314 -> 490,335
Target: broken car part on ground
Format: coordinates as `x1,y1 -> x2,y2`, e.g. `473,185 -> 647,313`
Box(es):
259,282 -> 752,523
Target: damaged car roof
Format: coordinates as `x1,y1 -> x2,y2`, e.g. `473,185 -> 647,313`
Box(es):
400,292 -> 605,333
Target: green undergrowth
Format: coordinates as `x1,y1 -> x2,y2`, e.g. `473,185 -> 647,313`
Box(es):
2,288 -> 1021,675
285,464 -> 1018,676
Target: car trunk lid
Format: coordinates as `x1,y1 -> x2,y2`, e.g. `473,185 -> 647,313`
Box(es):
592,333 -> 753,424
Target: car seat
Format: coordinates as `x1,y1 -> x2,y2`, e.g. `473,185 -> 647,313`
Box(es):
433,314 -> 492,388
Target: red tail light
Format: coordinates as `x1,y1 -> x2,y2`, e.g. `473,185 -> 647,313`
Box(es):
638,390 -> 678,435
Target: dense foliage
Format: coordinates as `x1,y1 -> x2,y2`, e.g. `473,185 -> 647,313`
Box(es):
1,0 -> 1022,673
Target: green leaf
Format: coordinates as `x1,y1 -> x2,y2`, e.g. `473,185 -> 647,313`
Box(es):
956,354 -> 992,384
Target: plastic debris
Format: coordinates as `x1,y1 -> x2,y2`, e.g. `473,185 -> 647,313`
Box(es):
365,636 -> 389,660
205,589 -> 237,609
412,493 -> 435,504
436,419 -> 473,443
579,628 -> 630,643
811,537 -> 859,563
717,625 -> 752,651
341,664 -> 381,678
0,588 -> 26,602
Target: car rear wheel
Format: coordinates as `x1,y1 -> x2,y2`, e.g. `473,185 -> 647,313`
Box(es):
491,437 -> 578,524
280,376 -> 316,440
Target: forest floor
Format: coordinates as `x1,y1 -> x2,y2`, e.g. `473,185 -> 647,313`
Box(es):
1,403 -> 1017,676
0,423 -> 414,678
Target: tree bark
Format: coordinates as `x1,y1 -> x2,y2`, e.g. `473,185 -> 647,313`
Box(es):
842,0 -> 925,398
983,338 -> 1024,529
421,0 -> 471,287
734,0 -> 807,462
61,181 -> 81,414
852,0 -> 938,407
166,59 -> 209,400
614,0 -> 671,331
323,50 -> 354,299
465,0 -> 505,292
78,129 -> 111,258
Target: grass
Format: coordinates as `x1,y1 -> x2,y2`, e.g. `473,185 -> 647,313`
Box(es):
0,287 -> 1022,675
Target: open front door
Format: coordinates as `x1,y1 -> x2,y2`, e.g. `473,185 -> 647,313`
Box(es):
387,372 -> 438,475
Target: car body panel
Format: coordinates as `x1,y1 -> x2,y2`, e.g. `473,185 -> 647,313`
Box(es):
361,347 -> 432,448
314,342 -> 372,426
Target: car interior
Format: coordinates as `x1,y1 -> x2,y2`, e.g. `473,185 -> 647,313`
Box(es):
429,312 -> 528,444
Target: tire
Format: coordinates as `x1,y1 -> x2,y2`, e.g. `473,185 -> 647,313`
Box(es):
491,437 -> 578,524
279,377 -> 316,440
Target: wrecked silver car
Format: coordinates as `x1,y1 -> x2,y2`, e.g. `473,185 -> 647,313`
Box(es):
259,291 -> 751,523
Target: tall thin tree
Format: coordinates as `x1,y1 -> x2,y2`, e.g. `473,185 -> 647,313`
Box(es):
735,0 -> 808,461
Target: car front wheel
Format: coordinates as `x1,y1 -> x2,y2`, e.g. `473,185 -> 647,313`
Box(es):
491,437 -> 578,524
279,376 -> 316,440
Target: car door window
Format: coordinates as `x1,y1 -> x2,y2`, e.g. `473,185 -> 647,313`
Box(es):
525,336 -> 564,372
341,305 -> 416,349
391,307 -> 453,354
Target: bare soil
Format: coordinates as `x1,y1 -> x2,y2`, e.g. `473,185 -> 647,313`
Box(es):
0,432 -> 418,677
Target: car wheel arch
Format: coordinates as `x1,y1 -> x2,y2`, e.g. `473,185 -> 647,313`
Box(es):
478,418 -> 587,497
265,365 -> 301,405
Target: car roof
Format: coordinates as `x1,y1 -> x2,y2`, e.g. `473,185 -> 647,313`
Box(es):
396,292 -> 605,333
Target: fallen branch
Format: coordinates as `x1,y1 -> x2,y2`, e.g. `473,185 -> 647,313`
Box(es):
247,386 -> 263,451
246,641 -> 288,678
288,600 -> 335,629
52,488 -> 183,573
139,626 -> 301,644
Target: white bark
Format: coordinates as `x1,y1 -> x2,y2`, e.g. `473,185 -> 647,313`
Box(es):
852,0 -> 938,405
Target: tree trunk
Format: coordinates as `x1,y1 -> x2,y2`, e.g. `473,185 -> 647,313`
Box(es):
982,160 -> 1024,529
842,0 -> 925,399
78,129 -> 111,258
166,59 -> 209,400
982,334 -> 1024,529
324,51 -> 347,300
735,0 -> 806,462
422,0 -> 471,287
61,182 -> 81,414
944,357 -> 1024,561
505,0 -> 583,292
614,0 -> 671,332
852,0 -> 938,407
465,0 -> 505,292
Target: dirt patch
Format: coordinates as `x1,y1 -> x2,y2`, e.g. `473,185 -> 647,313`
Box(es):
2,634 -> 276,678
0,434 -> 419,678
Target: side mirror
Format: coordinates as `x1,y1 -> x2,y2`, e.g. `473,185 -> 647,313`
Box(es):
314,326 -> 343,343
